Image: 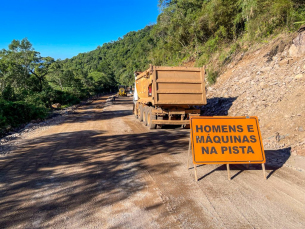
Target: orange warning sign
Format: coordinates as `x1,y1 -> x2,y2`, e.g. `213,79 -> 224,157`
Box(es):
190,116 -> 265,164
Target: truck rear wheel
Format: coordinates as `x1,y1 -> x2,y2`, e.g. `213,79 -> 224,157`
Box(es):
143,106 -> 148,126
139,104 -> 144,121
156,117 -> 163,129
133,103 -> 137,118
147,107 -> 156,129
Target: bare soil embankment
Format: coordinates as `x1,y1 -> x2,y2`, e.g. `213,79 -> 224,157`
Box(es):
198,31 -> 305,171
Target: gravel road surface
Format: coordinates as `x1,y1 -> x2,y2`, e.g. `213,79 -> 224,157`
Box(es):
1,96 -> 305,228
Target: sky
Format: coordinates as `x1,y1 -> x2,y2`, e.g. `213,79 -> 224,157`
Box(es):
0,0 -> 160,60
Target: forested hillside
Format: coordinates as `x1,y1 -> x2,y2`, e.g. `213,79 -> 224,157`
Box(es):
63,0 -> 305,84
1,0 -> 305,134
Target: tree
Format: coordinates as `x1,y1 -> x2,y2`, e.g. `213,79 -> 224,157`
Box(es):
0,38 -> 54,93
30,56 -> 54,92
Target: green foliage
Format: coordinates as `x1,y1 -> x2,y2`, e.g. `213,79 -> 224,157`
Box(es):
0,113 -> 7,131
0,38 -> 55,93
206,68 -> 219,85
0,99 -> 47,134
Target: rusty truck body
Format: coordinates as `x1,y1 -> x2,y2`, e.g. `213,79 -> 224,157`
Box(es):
133,65 -> 206,129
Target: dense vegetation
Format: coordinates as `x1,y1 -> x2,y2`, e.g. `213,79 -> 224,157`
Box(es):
1,0 -> 305,134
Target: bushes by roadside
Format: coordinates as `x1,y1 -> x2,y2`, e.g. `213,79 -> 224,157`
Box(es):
0,99 -> 48,135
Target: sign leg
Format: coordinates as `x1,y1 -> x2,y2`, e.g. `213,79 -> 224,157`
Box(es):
226,164 -> 231,180
262,163 -> 266,180
194,164 -> 198,182
187,137 -> 191,169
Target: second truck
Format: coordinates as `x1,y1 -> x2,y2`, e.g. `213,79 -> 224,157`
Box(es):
133,65 -> 207,129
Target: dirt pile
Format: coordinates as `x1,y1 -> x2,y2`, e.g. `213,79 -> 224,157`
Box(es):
201,31 -> 305,157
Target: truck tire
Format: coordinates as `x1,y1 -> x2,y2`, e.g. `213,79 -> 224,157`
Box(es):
156,116 -> 163,129
143,106 -> 148,126
134,103 -> 139,119
139,104 -> 144,121
133,103 -> 137,118
147,107 -> 156,129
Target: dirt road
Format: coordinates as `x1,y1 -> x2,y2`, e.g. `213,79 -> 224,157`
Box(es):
1,96 -> 305,228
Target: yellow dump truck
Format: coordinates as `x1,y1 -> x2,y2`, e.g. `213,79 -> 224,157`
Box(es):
133,65 -> 206,129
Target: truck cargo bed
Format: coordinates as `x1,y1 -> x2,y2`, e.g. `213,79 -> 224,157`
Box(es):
152,66 -> 206,105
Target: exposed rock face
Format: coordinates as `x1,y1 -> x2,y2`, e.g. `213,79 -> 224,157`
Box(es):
289,27 -> 305,57
201,33 -> 305,156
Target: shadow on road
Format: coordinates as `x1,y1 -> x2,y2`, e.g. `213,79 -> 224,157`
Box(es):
0,128 -> 189,228
38,97 -> 134,128
265,147 -> 291,179
113,96 -> 134,105
195,147 -> 291,181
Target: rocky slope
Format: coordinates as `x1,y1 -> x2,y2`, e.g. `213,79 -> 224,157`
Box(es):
201,30 -> 305,158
